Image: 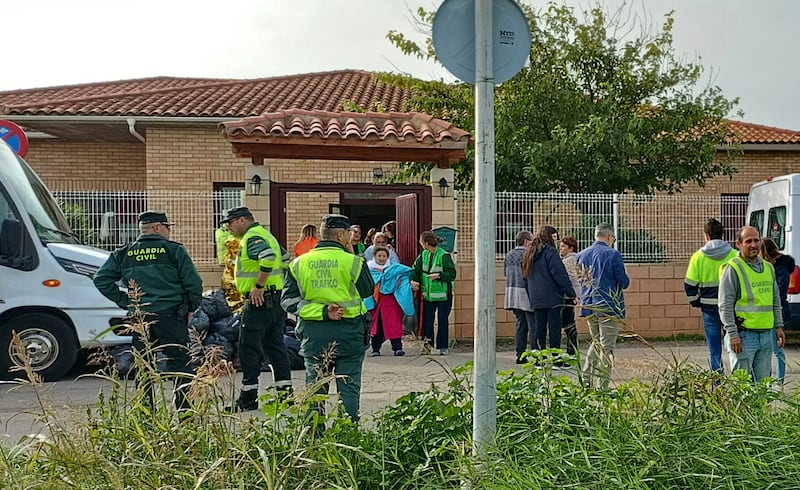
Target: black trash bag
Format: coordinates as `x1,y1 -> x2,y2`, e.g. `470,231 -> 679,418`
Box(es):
284,334 -> 304,370
200,289 -> 232,322
203,332 -> 234,361
188,307 -> 210,333
211,314 -> 240,343
402,313 -> 418,336
110,344 -> 134,378
155,351 -> 168,373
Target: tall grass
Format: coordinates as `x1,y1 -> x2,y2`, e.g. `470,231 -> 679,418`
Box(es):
2,310 -> 800,489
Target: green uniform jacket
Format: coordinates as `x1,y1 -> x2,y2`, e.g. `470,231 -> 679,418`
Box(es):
93,234 -> 203,313
281,241 -> 374,357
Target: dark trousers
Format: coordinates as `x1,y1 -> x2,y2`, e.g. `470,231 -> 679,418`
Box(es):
533,307 -> 562,351
561,302 -> 578,355
305,348 -> 366,422
422,295 -> 453,350
132,308 -> 193,410
512,309 -> 535,359
239,296 -> 291,392
371,316 -> 403,352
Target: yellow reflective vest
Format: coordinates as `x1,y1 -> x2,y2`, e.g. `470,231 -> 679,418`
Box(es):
727,256 -> 775,330
235,225 -> 286,294
291,245 -> 367,321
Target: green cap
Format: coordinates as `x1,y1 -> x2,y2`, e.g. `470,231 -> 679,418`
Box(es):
220,206 -> 254,223
322,214 -> 350,230
138,211 -> 173,225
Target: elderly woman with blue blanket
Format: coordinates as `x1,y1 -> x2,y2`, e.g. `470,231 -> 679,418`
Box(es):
365,246 -> 415,356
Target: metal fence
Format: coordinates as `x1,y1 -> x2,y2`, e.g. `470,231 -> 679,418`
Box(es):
53,189 -> 750,266
455,191 -> 749,263
53,190 -> 243,266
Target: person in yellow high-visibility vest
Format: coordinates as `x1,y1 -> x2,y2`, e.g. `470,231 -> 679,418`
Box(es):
281,214 -> 374,423
684,218 -> 737,374
718,225 -> 786,382
222,206 -> 292,412
215,225 -> 236,265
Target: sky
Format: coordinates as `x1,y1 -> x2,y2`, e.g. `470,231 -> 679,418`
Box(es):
2,0 -> 799,130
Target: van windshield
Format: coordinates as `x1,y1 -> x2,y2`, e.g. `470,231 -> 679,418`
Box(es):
0,142 -> 78,245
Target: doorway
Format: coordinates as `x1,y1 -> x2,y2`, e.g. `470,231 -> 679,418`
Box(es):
269,182 -> 431,250
339,194 -> 396,237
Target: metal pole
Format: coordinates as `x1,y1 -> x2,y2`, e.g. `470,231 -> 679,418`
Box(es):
612,193 -> 620,250
473,0 -> 496,460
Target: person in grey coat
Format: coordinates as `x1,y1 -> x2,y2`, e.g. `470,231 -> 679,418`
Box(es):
505,230 -> 534,364
559,236 -> 581,356
522,226 -> 576,366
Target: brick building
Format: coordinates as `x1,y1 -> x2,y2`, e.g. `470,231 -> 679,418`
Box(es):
2,69 -> 800,339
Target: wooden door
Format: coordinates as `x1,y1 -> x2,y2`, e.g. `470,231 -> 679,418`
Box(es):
395,193 -> 418,266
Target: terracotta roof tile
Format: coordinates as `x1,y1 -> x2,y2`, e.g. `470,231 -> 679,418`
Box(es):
0,70 -> 410,117
728,120 -> 800,144
221,109 -> 470,144
3,71 -> 799,146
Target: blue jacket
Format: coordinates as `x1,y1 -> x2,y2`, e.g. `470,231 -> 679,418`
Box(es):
364,262 -> 416,316
577,241 -> 630,318
524,244 -> 576,309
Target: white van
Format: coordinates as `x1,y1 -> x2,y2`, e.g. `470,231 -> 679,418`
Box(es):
746,174 -> 800,328
0,140 -> 129,380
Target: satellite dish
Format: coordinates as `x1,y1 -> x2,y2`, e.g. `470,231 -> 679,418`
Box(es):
432,0 -> 531,84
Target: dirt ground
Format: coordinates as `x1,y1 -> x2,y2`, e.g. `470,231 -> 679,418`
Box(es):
2,336 -> 798,445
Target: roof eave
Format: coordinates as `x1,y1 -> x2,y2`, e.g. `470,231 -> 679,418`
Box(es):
2,115 -> 236,124
717,143 -> 800,151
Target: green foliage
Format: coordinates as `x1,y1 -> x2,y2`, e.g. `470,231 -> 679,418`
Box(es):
3,349 -> 800,488
380,2 -> 742,194
569,213 -> 666,263
60,201 -> 96,245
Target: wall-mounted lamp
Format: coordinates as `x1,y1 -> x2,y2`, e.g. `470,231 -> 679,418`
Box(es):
372,167 -> 384,183
437,177 -> 450,198
249,174 -> 263,196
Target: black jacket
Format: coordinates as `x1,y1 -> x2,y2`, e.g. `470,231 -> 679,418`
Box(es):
524,244 -> 576,309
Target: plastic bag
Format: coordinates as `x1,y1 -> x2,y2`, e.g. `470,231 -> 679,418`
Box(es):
211,314 -> 240,343
201,289 -> 233,321
203,332 -> 234,361
188,307 -> 210,333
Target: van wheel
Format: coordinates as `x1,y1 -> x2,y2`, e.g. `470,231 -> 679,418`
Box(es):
0,313 -> 79,381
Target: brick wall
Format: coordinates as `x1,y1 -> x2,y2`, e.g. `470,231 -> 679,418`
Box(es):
453,261 -> 701,340
25,140 -> 146,190
684,150 -> 800,194
286,191 -> 339,257
145,126 -> 244,191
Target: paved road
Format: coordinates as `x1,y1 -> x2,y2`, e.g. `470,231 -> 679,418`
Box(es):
2,339 -> 797,446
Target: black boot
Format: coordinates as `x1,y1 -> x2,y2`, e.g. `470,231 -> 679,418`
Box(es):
225,389 -> 259,413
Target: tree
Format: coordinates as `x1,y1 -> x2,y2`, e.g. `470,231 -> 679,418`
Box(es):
381,2 -> 741,194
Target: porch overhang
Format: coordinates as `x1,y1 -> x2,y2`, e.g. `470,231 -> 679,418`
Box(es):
221,109 -> 470,168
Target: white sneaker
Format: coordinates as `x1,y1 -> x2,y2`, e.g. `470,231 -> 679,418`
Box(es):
439,348 -> 449,356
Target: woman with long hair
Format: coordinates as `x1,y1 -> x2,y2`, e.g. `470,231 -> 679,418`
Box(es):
382,220 -> 397,248
760,237 -> 795,384
410,231 -> 457,355
293,223 -> 318,257
364,227 -> 378,247
521,225 -> 576,366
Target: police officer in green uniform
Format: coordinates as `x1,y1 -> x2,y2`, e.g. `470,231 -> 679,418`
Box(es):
93,211 -> 202,411
222,207 -> 293,412
281,214 -> 374,422
719,225 -> 786,382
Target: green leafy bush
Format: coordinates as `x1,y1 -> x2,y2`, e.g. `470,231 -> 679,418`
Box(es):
60,201 -> 96,245
569,213 -> 666,263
